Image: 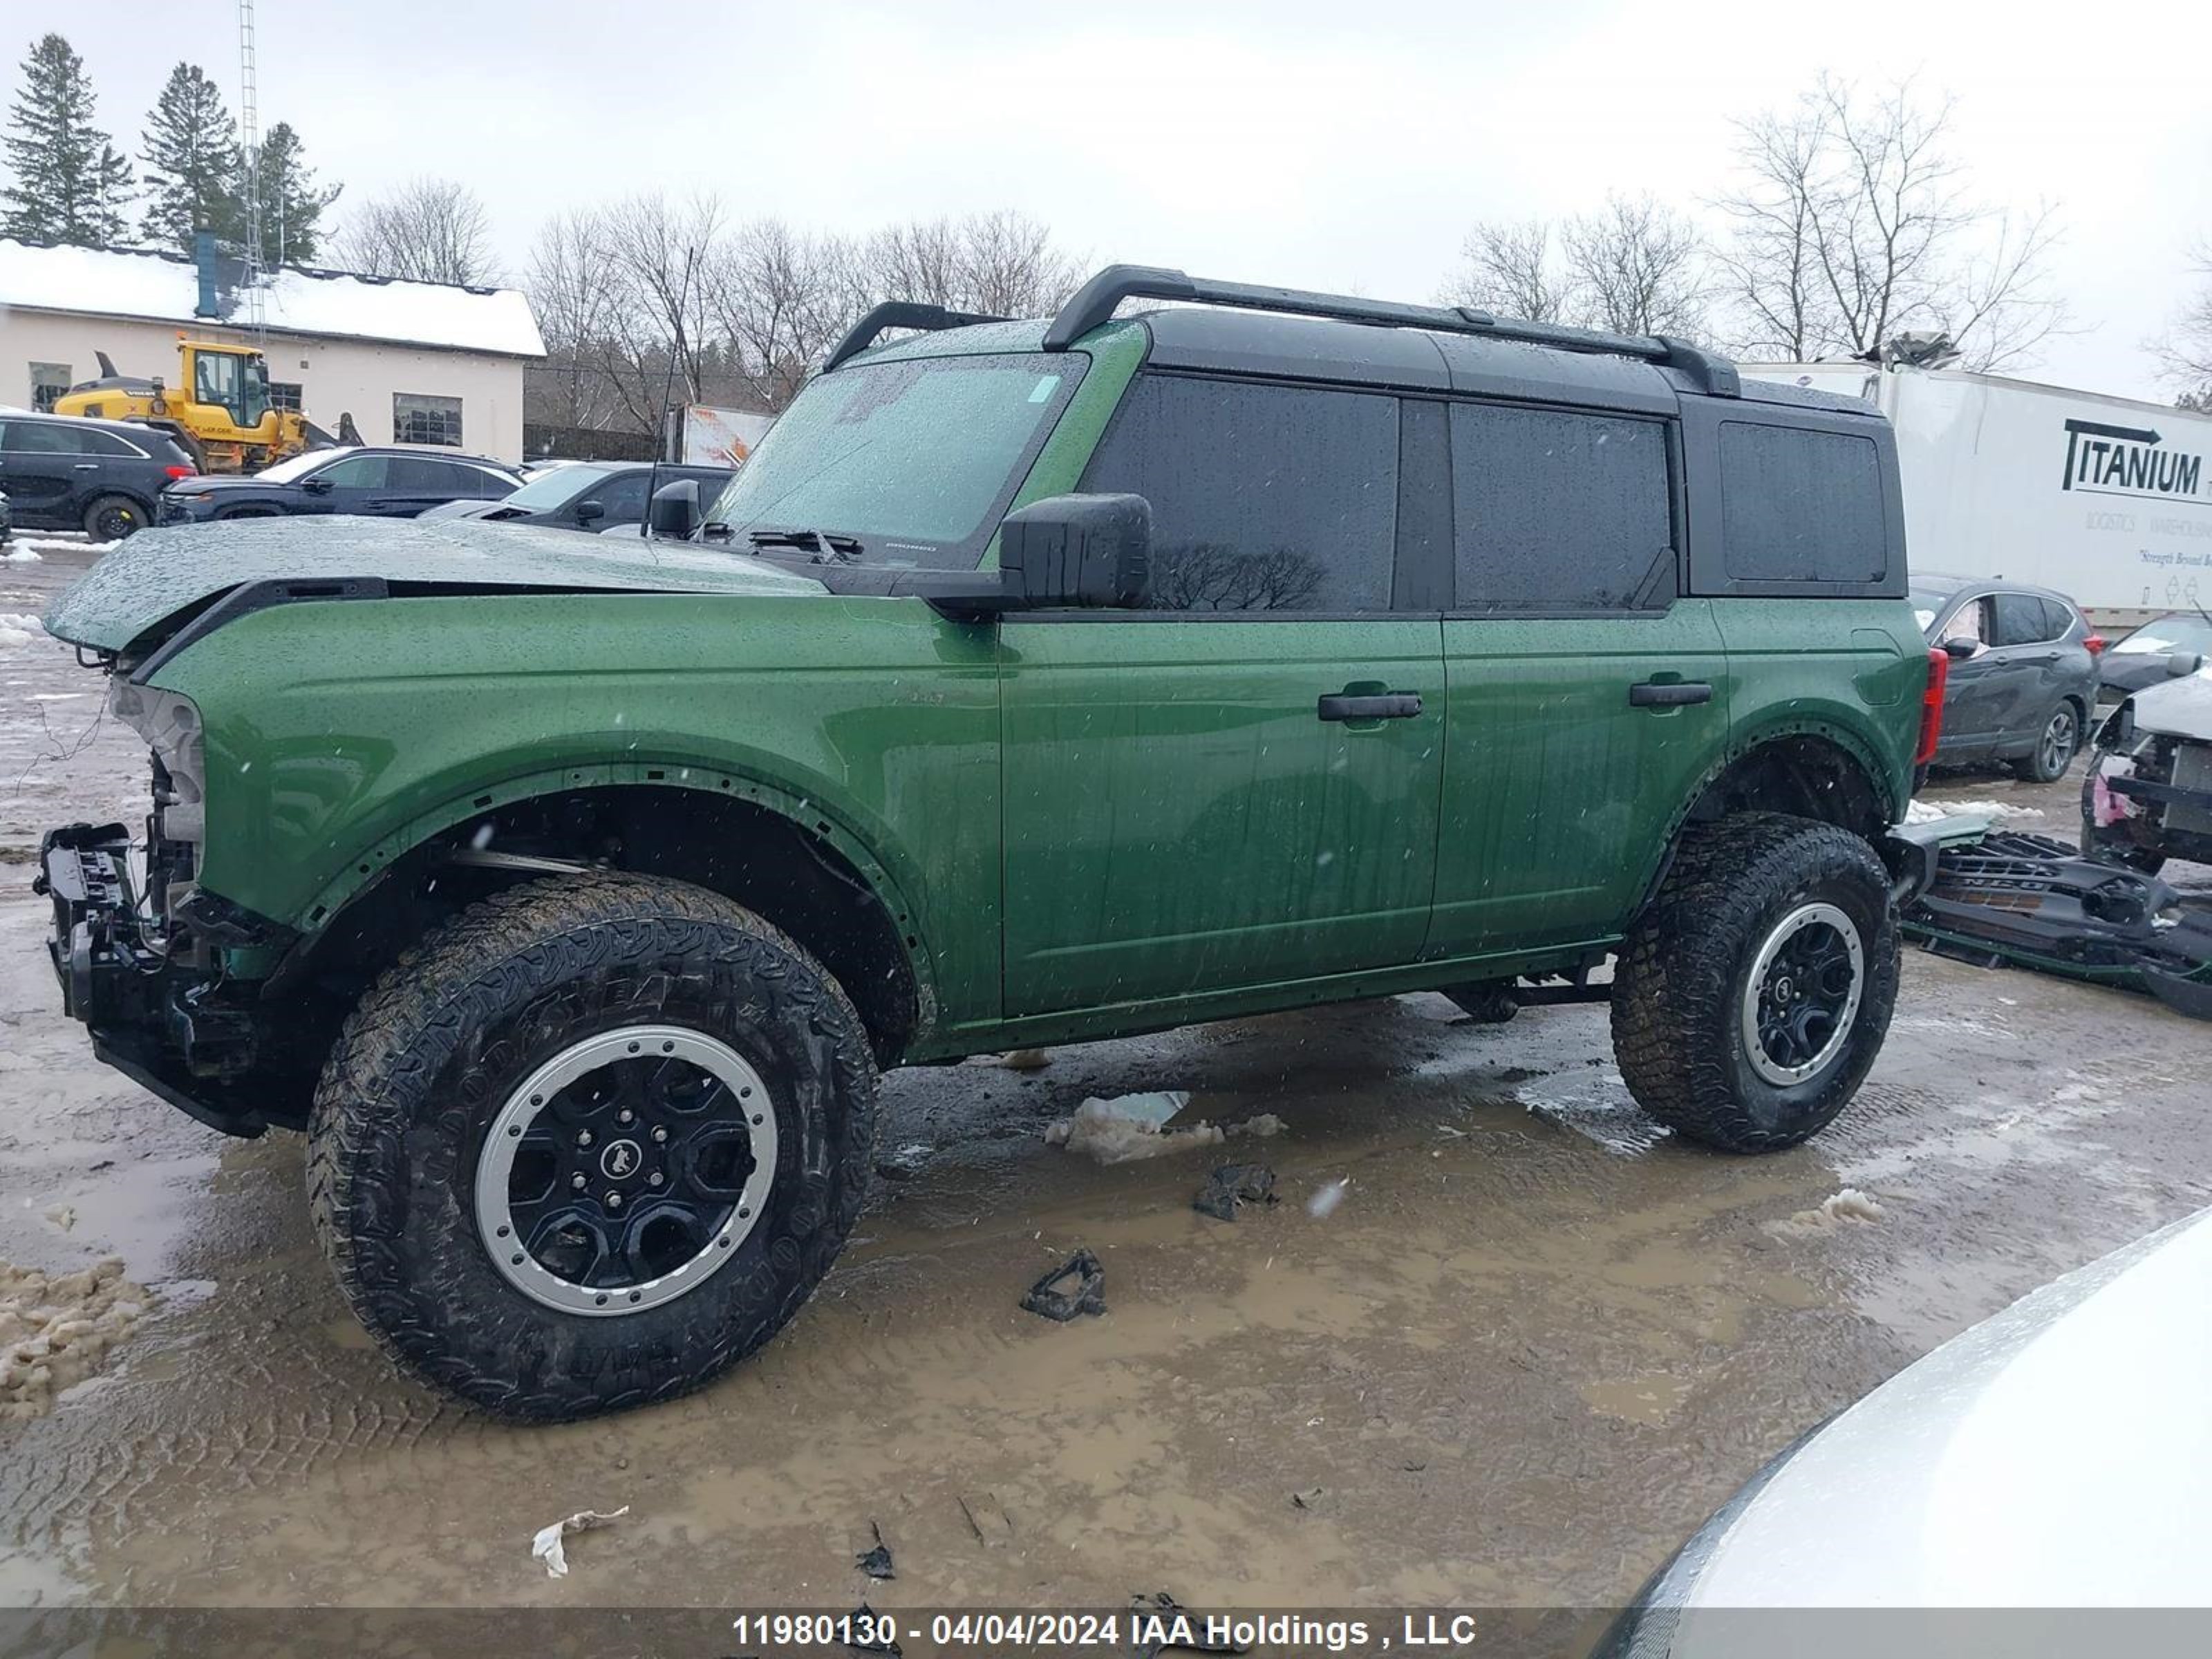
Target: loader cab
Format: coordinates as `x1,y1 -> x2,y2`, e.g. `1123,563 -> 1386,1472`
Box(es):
186,344 -> 273,435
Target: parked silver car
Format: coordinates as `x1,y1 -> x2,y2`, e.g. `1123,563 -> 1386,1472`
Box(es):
1913,572 -> 2103,781
1601,1206 -> 2212,1656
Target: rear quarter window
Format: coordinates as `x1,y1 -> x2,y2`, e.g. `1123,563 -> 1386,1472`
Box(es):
1718,422 -> 1886,585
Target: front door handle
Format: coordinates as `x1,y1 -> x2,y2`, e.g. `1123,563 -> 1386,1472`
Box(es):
73,462 -> 100,471
1629,680 -> 1713,708
1318,692 -> 1423,722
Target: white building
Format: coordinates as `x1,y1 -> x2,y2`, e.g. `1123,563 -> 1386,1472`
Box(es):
0,238 -> 544,462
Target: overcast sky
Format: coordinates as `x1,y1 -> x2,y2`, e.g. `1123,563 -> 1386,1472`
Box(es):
28,0 -> 2212,400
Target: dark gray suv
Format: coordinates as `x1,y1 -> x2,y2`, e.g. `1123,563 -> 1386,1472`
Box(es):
0,411 -> 198,540
1913,572 -> 2101,780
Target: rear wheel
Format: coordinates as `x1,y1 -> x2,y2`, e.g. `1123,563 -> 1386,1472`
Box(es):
2016,702 -> 2081,782
82,494 -> 147,541
307,872 -> 878,1421
1611,814 -> 1898,1153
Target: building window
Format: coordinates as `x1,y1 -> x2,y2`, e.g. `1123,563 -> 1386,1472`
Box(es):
269,381 -> 303,413
393,391 -> 462,447
30,362 -> 71,412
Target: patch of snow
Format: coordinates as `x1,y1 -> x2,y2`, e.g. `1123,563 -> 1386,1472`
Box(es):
1044,1092 -> 1284,1165
0,238 -> 545,357
1910,797 -> 2045,823
1,545 -> 41,563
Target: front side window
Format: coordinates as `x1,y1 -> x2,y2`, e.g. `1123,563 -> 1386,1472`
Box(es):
705,351 -> 1081,569
2112,615 -> 2212,655
312,453 -> 390,489
1451,404 -> 1672,612
1079,373 -> 1398,612
1,420 -> 85,454
394,392 -> 463,447
30,362 -> 70,412
1719,422 -> 1886,585
583,471 -> 650,521
1939,598 -> 1990,648
194,350 -> 241,411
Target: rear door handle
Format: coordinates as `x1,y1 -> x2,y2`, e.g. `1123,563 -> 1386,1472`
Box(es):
1318,693 -> 1423,722
72,462 -> 100,471
1629,680 -> 1713,708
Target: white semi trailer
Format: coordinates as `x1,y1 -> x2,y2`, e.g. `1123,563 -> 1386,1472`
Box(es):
1740,363 -> 2212,629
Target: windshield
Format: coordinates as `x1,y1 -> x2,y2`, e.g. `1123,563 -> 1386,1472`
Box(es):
2112,613 -> 2212,654
702,351 -> 1082,568
256,447 -> 351,482
496,466 -> 606,510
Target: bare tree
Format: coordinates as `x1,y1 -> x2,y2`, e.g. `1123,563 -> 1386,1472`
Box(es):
1715,77 -> 2066,371
1561,196 -> 1710,337
591,191 -> 723,430
1442,198 -> 1709,337
524,207 -> 624,430
1443,219 -> 1575,322
2151,241 -> 2212,407
860,210 -> 1084,317
332,176 -> 494,284
707,218 -> 867,413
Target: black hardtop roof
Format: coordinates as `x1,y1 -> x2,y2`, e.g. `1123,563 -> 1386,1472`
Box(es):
827,263 -> 1888,421
6,408 -> 193,444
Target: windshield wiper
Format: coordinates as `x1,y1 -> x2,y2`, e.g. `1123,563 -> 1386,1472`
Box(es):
746,528 -> 864,564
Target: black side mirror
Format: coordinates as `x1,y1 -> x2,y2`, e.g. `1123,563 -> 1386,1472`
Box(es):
2169,650 -> 2204,678
997,493 -> 1152,609
301,475 -> 334,495
574,499 -> 606,525
1942,637 -> 1979,660
648,478 -> 699,538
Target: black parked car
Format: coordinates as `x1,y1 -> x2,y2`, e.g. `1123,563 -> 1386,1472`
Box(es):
156,446 -> 521,525
2099,611 -> 2212,702
1914,572 -> 2103,780
418,461 -> 733,534
0,411 -> 198,540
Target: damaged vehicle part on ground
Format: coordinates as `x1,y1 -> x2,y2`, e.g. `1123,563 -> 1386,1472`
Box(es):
33,265 -> 1936,1420
2081,668 -> 2212,875
1902,832 -> 2212,1020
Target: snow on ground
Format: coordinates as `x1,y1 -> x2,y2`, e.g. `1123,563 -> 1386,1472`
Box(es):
0,613 -> 50,649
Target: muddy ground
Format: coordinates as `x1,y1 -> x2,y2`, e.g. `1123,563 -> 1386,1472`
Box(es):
4,540 -> 2211,1620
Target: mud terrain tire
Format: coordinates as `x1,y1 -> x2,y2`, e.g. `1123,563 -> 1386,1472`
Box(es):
307,872 -> 877,1421
1611,813 -> 1898,1153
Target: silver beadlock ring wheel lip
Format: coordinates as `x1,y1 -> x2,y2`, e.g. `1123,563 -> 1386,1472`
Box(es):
474,1023 -> 777,1317
1738,901 -> 1866,1088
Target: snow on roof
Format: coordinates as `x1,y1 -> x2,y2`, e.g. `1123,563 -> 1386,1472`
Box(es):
0,238 -> 544,358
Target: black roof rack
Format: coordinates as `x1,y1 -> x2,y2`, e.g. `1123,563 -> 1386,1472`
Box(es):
1039,264 -> 1740,397
823,301 -> 1010,373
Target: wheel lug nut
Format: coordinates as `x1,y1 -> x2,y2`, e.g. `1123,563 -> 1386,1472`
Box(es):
606,1192 -> 624,1210
618,1109 -> 634,1125
577,1130 -> 593,1148
647,1172 -> 664,1187
571,1173 -> 587,1190
652,1127 -> 668,1143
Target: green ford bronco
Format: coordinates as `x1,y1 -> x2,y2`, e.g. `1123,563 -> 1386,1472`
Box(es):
37,267 -> 1945,1419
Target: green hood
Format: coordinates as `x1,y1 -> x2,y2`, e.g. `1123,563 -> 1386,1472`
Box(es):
45,516 -> 829,653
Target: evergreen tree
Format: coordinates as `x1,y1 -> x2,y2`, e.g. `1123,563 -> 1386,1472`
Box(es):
138,62 -> 241,252
250,121 -> 339,263
1,32 -> 135,245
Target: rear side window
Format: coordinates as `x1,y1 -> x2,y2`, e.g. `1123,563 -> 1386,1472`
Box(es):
1450,405 -> 1672,611
1718,423 -> 1886,584
1080,373 -> 1398,612
2040,597 -> 2079,641
1992,591 -> 2057,647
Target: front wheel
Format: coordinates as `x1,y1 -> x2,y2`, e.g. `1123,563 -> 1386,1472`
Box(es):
83,494 -> 147,541
306,872 -> 878,1420
1611,814 -> 1899,1153
2016,702 -> 2081,783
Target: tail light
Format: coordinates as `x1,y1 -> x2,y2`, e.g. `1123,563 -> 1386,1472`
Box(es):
1915,646 -> 1949,767
2083,633 -> 2107,656
163,465 -> 196,480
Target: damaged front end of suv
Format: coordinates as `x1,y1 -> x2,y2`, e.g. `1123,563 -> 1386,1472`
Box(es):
37,675 -> 303,1135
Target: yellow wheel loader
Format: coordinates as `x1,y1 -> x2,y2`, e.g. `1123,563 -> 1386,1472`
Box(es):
53,338 -> 344,474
